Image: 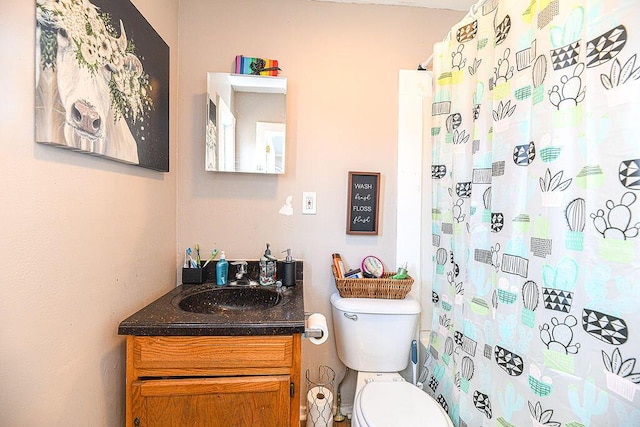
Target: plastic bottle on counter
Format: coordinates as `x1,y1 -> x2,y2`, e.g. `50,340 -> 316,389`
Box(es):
259,243 -> 277,286
216,251 -> 228,286
282,249 -> 296,287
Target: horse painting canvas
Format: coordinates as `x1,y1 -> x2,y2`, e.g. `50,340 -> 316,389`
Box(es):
35,0 -> 169,172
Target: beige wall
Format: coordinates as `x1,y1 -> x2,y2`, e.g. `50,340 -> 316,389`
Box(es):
0,0 -> 179,424
177,0 -> 463,410
0,0 -> 463,423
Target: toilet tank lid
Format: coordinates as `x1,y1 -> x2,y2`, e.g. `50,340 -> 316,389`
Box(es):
330,292 -> 421,314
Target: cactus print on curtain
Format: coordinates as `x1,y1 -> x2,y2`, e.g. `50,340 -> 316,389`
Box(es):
426,1 -> 640,425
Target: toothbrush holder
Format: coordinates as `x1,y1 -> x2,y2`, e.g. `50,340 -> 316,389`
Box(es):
182,267 -> 205,284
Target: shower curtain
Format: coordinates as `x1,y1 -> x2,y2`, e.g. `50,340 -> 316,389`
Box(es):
425,0 -> 640,425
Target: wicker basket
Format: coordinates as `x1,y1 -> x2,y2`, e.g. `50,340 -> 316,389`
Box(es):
334,272 -> 414,299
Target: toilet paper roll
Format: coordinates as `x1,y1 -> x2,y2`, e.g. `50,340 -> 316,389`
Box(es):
307,313 -> 329,345
307,386 -> 334,427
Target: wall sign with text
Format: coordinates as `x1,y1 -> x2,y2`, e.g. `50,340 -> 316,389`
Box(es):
346,171 -> 380,235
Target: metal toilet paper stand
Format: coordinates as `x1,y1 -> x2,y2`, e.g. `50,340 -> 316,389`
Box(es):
305,365 -> 336,427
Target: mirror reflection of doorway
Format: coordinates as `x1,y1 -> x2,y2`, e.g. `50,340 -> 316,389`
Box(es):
217,96 -> 236,172
255,122 -> 285,174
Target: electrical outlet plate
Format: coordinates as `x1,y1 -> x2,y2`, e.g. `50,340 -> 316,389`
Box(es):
302,192 -> 317,215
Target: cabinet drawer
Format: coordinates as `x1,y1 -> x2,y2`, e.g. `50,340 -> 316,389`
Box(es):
132,336 -> 293,370
132,375 -> 291,427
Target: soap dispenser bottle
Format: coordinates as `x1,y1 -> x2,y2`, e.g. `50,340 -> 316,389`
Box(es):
259,243 -> 277,286
282,249 -> 296,287
216,251 -> 228,286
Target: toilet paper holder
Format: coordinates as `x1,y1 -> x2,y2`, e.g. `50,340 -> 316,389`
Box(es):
303,312 -> 325,339
306,365 -> 335,427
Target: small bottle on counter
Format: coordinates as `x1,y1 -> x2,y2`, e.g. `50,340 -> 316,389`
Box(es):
281,249 -> 296,287
216,251 -> 228,286
259,243 -> 277,286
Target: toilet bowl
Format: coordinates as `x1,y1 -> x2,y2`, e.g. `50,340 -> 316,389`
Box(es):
352,372 -> 453,427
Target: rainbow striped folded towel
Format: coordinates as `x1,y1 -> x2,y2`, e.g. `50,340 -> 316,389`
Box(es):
235,55 -> 280,76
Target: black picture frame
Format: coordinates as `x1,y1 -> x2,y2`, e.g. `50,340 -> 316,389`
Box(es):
346,171 -> 380,235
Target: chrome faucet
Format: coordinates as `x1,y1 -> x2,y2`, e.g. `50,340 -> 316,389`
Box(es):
228,261 -> 259,287
232,261 -> 248,280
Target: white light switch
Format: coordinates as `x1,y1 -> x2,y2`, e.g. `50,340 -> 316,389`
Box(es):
302,192 -> 317,215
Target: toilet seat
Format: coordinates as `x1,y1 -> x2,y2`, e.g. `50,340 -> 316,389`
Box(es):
354,381 -> 453,427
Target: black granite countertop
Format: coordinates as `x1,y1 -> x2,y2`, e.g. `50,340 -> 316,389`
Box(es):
118,261 -> 305,336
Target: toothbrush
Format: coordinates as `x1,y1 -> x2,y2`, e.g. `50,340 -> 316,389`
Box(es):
184,248 -> 192,268
202,249 -> 219,268
186,247 -> 197,268
411,340 -> 418,385
195,244 -> 201,267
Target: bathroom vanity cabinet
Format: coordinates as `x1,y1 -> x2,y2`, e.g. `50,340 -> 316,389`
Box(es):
125,334 -> 302,427
118,277 -> 305,427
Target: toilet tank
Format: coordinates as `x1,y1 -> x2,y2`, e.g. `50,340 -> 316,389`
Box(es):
330,292 -> 420,372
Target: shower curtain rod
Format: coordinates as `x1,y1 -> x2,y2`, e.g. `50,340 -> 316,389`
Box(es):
418,0 -> 489,70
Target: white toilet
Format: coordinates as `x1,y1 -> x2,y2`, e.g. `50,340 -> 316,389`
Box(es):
330,292 -> 453,427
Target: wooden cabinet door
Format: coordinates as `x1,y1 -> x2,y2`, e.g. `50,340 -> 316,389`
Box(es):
131,375 -> 290,427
